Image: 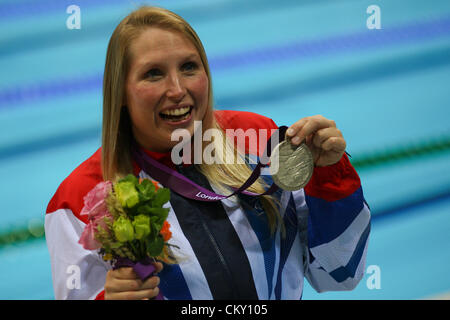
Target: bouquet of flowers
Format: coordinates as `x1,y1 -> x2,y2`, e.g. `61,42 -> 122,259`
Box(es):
78,174 -> 175,298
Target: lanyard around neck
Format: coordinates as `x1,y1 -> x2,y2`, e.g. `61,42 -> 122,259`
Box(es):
132,126 -> 287,202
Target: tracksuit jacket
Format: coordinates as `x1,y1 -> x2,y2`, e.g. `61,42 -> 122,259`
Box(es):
45,110 -> 371,300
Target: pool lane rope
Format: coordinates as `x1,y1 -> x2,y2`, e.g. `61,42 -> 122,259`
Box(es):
1,135 -> 450,247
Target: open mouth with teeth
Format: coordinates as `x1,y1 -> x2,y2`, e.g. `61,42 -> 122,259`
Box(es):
159,106 -> 193,122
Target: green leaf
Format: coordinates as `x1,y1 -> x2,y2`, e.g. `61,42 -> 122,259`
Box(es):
153,188 -> 170,207
136,205 -> 153,216
146,236 -> 164,257
136,179 -> 155,202
148,207 -> 170,222
150,216 -> 163,233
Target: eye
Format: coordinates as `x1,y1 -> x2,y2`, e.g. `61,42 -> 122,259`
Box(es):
181,61 -> 198,73
145,68 -> 163,80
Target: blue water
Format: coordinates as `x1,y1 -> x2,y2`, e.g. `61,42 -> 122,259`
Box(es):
0,0 -> 449,299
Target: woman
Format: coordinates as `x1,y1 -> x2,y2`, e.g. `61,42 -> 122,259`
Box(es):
45,6 -> 371,300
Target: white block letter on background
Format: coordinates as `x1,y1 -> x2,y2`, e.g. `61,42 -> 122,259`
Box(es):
66,5 -> 81,30
367,5 -> 381,30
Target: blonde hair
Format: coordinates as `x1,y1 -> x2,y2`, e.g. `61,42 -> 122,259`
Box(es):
102,6 -> 283,234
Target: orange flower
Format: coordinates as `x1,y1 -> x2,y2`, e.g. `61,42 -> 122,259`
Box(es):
160,221 -> 172,242
138,178 -> 160,191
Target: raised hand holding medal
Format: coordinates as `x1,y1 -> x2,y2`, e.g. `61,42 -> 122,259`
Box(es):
286,115 -> 347,167
271,115 -> 347,190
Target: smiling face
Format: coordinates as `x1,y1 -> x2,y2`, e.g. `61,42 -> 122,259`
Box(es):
125,27 -> 210,153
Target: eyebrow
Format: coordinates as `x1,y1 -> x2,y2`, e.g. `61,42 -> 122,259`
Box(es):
137,52 -> 201,71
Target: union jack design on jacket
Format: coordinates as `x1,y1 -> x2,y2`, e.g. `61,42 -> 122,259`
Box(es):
45,110 -> 371,300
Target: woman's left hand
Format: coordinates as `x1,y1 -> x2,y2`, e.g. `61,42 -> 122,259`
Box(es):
286,115 -> 346,167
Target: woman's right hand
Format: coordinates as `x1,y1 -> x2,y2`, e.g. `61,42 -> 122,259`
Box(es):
104,262 -> 163,300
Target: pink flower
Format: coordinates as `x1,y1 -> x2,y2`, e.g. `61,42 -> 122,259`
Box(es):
78,181 -> 113,250
80,181 -> 112,218
79,222 -> 100,250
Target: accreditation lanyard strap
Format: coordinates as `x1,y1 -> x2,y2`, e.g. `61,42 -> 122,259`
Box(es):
132,126 -> 287,202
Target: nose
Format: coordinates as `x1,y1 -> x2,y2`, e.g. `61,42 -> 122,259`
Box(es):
166,72 -> 186,102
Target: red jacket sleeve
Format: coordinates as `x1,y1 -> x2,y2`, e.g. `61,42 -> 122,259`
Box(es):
304,153 -> 361,202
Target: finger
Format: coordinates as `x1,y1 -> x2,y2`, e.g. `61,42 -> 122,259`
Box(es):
106,277 -> 144,292
304,133 -> 315,150
312,127 -> 343,149
287,115 -> 336,138
289,116 -> 334,145
106,287 -> 160,300
321,136 -> 346,153
110,267 -> 138,280
295,117 -> 335,144
153,262 -> 164,274
140,276 -> 160,290
286,118 -> 308,138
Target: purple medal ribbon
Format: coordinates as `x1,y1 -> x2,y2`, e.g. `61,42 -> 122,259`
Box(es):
132,126 -> 288,202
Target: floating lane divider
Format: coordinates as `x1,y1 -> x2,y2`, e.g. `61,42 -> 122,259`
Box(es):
351,134 -> 450,170
1,135 -> 450,247
1,15 -> 450,108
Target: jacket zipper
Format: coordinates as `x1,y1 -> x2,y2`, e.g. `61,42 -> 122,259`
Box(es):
176,164 -> 240,299
197,211 -> 240,299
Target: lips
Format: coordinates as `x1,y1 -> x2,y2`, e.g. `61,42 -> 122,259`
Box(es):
159,104 -> 193,123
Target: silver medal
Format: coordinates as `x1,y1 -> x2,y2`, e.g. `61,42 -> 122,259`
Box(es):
270,136 -> 314,191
